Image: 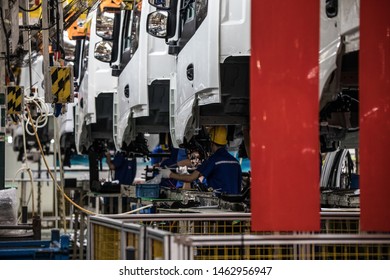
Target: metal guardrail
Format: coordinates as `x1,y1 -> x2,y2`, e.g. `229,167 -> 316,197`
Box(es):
87,215 -> 170,260
173,234 -> 390,260
87,210 -> 390,260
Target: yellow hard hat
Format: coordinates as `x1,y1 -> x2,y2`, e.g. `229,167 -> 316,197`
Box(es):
161,144 -> 169,151
209,126 -> 228,145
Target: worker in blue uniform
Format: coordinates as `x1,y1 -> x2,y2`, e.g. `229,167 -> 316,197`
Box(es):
105,150 -> 137,212
106,150 -> 137,185
150,143 -> 170,166
161,126 -> 242,194
152,144 -> 187,188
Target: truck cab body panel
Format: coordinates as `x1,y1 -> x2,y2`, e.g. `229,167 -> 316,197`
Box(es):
74,7 -> 117,154
171,0 -> 251,146
115,0 -> 174,150
319,0 -> 360,152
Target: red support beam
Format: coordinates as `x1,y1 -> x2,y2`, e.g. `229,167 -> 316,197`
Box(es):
250,1 -> 320,231
360,0 -> 390,231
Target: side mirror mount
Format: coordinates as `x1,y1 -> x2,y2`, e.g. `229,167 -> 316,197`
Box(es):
148,0 -> 172,10
111,65 -> 121,77
94,41 -> 113,63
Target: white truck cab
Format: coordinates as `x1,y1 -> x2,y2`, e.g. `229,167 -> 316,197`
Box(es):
319,0 -> 359,152
74,3 -> 119,154
146,0 -> 251,149
95,0 -> 175,153
116,0 -> 174,151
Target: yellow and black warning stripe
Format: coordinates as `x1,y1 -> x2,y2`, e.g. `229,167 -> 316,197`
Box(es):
7,86 -> 23,115
50,66 -> 74,103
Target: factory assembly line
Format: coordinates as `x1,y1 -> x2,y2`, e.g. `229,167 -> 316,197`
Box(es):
0,0 -> 390,260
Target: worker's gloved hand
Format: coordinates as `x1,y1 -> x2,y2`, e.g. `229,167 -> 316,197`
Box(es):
160,167 -> 171,179
176,166 -> 188,174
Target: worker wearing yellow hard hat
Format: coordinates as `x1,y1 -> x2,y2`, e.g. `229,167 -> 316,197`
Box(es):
161,126 -> 242,194
209,125 -> 228,145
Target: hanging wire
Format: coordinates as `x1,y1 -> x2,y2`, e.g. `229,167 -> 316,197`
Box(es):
9,0 -> 148,220
13,117 -> 36,220
19,3 -> 42,12
26,107 -> 96,216
0,8 -> 15,82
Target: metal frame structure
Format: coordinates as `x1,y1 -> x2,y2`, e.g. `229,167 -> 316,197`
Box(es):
87,211 -> 390,260
0,229 -> 70,260
174,234 -> 390,260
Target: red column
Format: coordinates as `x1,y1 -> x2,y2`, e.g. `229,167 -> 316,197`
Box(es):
250,1 -> 320,231
360,0 -> 390,231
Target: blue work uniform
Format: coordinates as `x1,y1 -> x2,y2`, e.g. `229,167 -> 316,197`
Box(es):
159,148 -> 187,188
105,153 -> 136,213
196,147 -> 242,194
111,152 -> 137,185
160,147 -> 179,167
174,148 -> 188,188
151,145 -> 169,165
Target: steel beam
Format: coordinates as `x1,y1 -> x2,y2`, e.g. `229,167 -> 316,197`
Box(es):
250,0 -> 320,231
0,1 -> 7,190
360,0 -> 390,231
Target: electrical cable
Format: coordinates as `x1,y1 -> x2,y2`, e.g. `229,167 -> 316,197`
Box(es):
52,115 -> 59,229
13,0 -> 148,219
54,117 -> 68,232
13,165 -> 35,221
27,108 -> 155,217
0,8 -> 15,82
13,117 -> 36,221
21,116 -> 35,217
26,107 -> 96,216
23,96 -> 51,136
19,3 -> 42,12
54,0 -> 61,54
39,23 -> 57,31
25,105 -> 144,217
